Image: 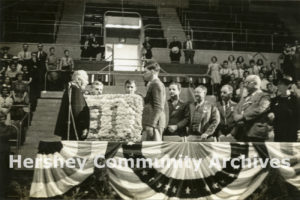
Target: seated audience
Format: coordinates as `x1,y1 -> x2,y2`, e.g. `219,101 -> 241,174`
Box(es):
11,73 -> 29,105
220,60 -> 232,85
260,72 -> 269,92
187,85 -> 220,141
11,56 -> 22,71
232,62 -> 244,81
234,81 -> 248,102
248,59 -> 260,75
266,83 -> 277,99
2,77 -> 12,91
227,55 -> 236,70
5,63 -> 20,81
236,56 -> 246,68
269,62 -> 282,83
256,58 -> 265,71
291,80 -> 300,97
22,65 -> 32,84
0,87 -> 13,124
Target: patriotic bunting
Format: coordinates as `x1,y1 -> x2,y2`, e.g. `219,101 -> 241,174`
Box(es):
29,141 -> 300,199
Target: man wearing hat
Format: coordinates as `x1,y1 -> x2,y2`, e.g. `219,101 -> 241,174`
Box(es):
0,46 -> 12,60
0,46 -> 12,70
270,76 -> 300,142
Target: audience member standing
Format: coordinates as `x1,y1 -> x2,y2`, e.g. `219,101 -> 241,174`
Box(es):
163,82 -> 189,141
27,52 -> 40,111
60,50 -> 74,88
143,36 -> 153,59
36,43 -> 48,91
183,35 -> 195,64
207,56 -> 221,94
142,61 -> 168,141
220,60 -> 232,85
46,47 -> 59,90
169,36 -> 182,63
18,43 -> 32,66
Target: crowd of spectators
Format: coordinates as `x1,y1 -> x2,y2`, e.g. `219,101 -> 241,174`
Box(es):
0,43 -> 76,145
205,54 -> 284,101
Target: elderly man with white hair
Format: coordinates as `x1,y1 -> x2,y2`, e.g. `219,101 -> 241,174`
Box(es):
232,75 -> 272,142
54,70 -> 90,140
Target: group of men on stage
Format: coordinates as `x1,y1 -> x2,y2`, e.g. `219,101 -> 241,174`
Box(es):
54,61 -> 300,142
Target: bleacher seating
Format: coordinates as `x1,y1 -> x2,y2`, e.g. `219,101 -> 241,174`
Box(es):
82,3 -> 167,48
0,0 -> 63,43
178,0 -> 293,52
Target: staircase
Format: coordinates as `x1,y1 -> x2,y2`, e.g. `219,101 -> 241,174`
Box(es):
19,98 -> 61,160
158,7 -> 186,43
56,0 -> 84,44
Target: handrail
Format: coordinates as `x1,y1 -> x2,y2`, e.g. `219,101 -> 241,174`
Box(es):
85,5 -> 158,12
181,9 -> 279,19
186,18 -> 279,26
5,20 -> 81,26
144,27 -> 291,37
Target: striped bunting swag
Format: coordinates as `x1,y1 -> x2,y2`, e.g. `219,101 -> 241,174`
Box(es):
30,142 -> 300,199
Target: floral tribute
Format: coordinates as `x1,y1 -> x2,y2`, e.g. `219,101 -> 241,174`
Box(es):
84,94 -> 143,142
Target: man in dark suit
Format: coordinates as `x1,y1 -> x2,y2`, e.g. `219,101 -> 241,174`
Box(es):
163,82 -> 189,141
216,85 -> 237,138
187,85 -> 220,141
35,43 -> 48,90
142,61 -> 169,141
54,70 -> 90,140
183,35 -> 195,64
233,75 -> 272,142
169,36 -> 182,63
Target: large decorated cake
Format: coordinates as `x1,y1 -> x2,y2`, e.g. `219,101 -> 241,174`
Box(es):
85,94 -> 143,142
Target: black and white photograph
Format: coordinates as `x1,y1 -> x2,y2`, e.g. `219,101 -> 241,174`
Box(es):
0,0 -> 300,199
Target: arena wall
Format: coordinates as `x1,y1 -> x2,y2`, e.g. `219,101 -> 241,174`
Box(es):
86,0 -> 189,7
0,42 -> 280,66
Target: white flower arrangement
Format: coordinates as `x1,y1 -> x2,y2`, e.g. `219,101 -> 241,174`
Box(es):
84,94 -> 143,142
